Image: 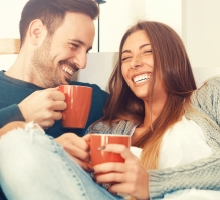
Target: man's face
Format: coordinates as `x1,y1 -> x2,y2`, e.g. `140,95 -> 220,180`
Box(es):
31,12 -> 95,88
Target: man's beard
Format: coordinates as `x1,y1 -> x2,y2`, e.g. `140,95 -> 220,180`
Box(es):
31,37 -> 62,88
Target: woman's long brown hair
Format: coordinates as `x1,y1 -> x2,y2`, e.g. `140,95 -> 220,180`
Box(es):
95,21 -> 197,170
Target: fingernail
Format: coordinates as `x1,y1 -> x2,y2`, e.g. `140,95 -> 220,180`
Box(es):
97,146 -> 106,150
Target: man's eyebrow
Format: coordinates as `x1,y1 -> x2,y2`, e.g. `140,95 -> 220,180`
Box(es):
68,39 -> 92,52
68,39 -> 85,45
121,43 -> 151,55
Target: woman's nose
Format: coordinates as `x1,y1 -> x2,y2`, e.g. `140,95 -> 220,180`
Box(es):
130,56 -> 142,69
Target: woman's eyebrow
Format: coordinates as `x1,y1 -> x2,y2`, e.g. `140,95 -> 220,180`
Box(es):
121,43 -> 151,55
139,43 -> 151,49
121,50 -> 131,55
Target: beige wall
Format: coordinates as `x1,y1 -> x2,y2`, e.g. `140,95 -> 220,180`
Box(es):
1,0 -> 220,82
182,0 -> 220,68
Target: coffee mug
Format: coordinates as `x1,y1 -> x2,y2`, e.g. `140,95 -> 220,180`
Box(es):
58,85 -> 93,128
89,134 -> 131,167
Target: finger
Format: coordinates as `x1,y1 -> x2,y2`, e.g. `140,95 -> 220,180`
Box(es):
41,119 -> 55,129
64,143 -> 89,160
52,111 -> 63,120
71,157 -> 93,172
82,134 -> 91,143
95,171 -> 126,184
51,90 -> 66,101
66,135 -> 90,158
52,101 -> 67,111
94,162 -> 125,174
102,144 -> 134,161
108,182 -> 133,195
69,135 -> 89,151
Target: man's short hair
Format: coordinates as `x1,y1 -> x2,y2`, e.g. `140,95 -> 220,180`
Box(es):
19,0 -> 99,46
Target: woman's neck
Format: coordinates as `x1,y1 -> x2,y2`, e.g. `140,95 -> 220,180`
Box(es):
132,94 -> 168,142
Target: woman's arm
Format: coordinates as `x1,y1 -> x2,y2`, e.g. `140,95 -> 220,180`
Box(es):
191,76 -> 220,126
148,152 -> 220,199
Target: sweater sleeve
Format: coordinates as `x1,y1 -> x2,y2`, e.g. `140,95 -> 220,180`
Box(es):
0,104 -> 25,128
148,152 -> 220,199
191,76 -> 220,126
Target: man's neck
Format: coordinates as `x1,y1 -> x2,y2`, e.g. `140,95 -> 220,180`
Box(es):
5,50 -> 33,83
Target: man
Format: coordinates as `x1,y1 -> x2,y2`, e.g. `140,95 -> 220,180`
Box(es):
0,0 -> 107,199
0,0 -> 108,142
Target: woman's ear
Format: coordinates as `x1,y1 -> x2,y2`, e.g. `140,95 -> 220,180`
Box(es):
27,19 -> 47,45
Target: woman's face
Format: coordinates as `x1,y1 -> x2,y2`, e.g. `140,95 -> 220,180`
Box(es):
121,30 -> 167,101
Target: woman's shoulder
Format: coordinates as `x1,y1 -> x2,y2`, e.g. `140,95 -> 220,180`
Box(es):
85,120 -> 137,135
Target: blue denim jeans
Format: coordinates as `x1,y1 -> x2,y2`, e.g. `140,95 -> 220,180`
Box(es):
0,123 -> 123,200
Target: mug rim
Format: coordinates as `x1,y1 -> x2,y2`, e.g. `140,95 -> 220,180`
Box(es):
58,85 -> 92,89
90,134 -> 131,137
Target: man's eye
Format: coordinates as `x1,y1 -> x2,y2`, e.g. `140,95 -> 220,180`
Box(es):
70,43 -> 78,49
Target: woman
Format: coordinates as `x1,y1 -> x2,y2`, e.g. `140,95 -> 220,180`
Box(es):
1,21 -> 220,200
87,21 -> 215,170
84,21 -> 220,199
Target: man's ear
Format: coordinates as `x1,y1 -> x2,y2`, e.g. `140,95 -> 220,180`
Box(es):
27,19 -> 47,45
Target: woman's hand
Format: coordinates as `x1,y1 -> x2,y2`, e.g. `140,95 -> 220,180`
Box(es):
55,133 -> 92,172
93,144 -> 150,200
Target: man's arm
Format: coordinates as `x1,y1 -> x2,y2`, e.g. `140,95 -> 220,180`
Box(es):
0,105 -> 25,128
148,152 -> 220,199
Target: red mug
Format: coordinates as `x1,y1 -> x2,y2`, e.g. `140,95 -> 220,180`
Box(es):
58,85 -> 92,128
89,134 -> 131,166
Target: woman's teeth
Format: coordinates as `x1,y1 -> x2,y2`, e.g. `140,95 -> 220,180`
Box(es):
62,66 -> 73,76
133,74 -> 151,84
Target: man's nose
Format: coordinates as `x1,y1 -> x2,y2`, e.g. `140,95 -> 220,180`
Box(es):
73,50 -> 87,70
130,55 -> 142,69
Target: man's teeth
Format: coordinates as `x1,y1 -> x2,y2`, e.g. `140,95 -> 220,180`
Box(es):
62,66 -> 73,76
133,74 -> 151,84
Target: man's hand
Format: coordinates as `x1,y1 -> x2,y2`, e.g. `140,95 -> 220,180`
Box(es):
18,88 -> 67,129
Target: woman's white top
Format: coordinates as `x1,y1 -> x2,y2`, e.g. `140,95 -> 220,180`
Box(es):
122,116 -> 213,199
130,115 -> 213,168
158,115 -> 213,169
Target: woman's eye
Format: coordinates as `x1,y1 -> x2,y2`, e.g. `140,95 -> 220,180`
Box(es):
143,50 -> 152,55
121,57 -> 131,62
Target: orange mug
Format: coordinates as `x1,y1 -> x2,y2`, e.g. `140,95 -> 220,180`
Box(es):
58,85 -> 93,128
89,134 -> 131,167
